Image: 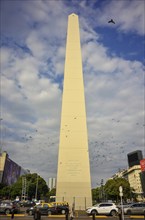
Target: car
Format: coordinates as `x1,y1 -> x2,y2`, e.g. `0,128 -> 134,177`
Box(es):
123,203 -> 145,215
86,202 -> 118,216
47,204 -> 69,215
117,202 -> 133,209
26,203 -> 69,216
35,200 -> 45,205
19,200 -> 36,207
0,201 -> 20,215
26,203 -> 50,216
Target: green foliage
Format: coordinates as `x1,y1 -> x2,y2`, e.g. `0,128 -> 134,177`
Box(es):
0,175 -> 135,203
92,187 -> 100,203
49,188 -> 56,197
24,173 -> 49,200
0,173 -> 49,200
91,178 -> 134,203
0,183 -> 7,189
0,185 -> 12,199
104,178 -> 132,202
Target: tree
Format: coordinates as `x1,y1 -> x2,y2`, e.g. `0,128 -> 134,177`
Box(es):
92,187 -> 100,204
0,173 -> 49,200
22,173 -> 49,200
49,188 -> 56,197
104,177 -> 133,202
0,185 -> 12,200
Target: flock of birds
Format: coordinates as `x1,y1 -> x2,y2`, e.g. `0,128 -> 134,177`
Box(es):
1,114 -> 144,174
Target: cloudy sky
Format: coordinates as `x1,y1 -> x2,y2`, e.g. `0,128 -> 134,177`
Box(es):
1,0 -> 145,188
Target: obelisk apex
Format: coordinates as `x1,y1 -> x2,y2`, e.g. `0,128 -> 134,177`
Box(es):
56,14 -> 92,210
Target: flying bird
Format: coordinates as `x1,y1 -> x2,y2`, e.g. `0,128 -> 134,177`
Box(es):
108,19 -> 115,24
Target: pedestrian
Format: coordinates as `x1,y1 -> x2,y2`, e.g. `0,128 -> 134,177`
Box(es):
11,206 -> 15,219
33,208 -> 41,220
69,203 -> 75,220
92,212 -> 95,220
65,207 -> 69,220
118,207 -> 122,220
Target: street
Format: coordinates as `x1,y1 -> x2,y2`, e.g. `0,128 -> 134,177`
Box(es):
0,215 -> 145,220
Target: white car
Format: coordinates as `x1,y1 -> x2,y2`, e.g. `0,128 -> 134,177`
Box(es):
86,203 -> 118,216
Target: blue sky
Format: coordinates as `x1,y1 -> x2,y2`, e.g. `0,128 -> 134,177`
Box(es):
1,0 -> 145,188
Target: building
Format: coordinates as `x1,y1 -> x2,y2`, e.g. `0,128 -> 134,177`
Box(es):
140,171 -> 145,197
125,165 -> 143,201
112,166 -> 143,201
112,169 -> 127,179
112,149 -> 145,201
48,177 -> 56,191
0,151 -> 29,185
140,158 -> 145,196
56,14 -> 92,209
127,150 -> 144,200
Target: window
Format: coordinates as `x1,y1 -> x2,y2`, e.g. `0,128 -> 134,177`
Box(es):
132,204 -> 139,208
99,203 -> 112,207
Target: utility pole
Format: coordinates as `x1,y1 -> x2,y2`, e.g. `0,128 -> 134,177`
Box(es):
101,179 -> 104,202
35,174 -> 38,201
21,177 -> 27,201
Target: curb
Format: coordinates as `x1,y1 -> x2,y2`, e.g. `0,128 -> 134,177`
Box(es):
7,214 -> 26,216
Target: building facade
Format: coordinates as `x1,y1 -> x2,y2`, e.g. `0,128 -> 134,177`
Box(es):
125,165 -> 143,200
48,177 -> 56,191
112,165 -> 143,201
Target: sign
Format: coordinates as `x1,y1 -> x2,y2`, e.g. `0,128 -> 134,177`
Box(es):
119,192 -> 123,197
140,159 -> 145,172
119,186 -> 123,197
119,186 -> 123,193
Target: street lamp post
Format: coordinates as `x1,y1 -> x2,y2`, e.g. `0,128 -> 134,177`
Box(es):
35,174 -> 38,201
119,186 -> 124,220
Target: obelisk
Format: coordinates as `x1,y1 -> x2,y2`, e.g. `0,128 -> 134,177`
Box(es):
56,13 -> 92,210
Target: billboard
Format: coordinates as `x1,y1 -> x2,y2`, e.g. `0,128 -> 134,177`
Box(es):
127,150 -> 143,167
2,157 -> 21,185
140,158 -> 145,172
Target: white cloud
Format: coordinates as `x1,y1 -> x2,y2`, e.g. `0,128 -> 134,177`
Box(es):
1,0 -> 144,187
82,31 -> 144,186
92,0 -> 144,35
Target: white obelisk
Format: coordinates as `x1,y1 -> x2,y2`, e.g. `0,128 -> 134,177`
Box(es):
56,13 -> 92,210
